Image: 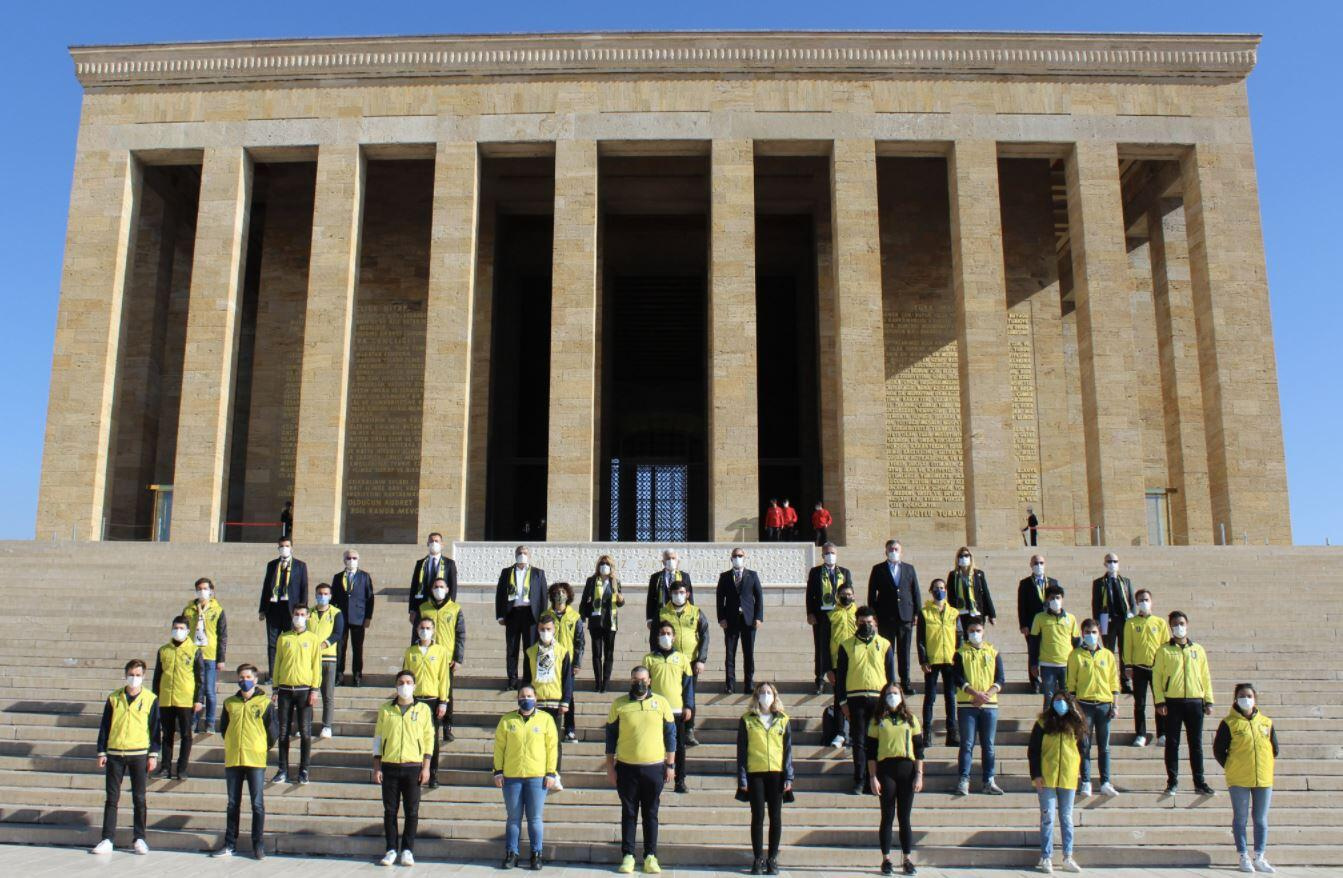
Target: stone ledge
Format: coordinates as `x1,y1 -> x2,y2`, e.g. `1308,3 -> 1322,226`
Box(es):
69,31 -> 1259,91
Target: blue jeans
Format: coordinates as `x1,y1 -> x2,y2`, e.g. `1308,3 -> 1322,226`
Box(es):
1078,701 -> 1112,785
1039,666 -> 1067,702
1038,787 -> 1075,858
503,776 -> 547,854
956,706 -> 998,782
1230,786 -> 1272,855
197,661 -> 218,731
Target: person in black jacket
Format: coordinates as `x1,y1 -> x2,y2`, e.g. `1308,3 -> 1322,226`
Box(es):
1091,552 -> 1136,694
580,554 -> 624,693
868,540 -> 921,695
646,549 -> 694,639
495,546 -> 547,689
1017,555 -> 1055,694
806,542 -> 853,694
718,548 -> 765,693
410,532 -> 457,642
332,548 -> 374,686
946,546 -> 995,632
257,536 -> 308,684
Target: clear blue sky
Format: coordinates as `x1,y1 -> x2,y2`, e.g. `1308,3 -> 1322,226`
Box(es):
2,1 -> 1339,544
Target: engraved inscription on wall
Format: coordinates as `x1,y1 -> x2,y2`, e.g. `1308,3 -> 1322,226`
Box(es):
1008,307 -> 1042,507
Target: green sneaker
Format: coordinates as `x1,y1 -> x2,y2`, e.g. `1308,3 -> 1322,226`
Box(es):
618,854 -> 636,873
643,854 -> 662,873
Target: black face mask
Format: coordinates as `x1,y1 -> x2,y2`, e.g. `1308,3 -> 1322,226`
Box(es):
858,623 -> 875,639
838,595 -> 854,606
630,681 -> 650,699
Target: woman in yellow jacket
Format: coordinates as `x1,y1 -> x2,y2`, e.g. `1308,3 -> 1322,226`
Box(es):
1028,690 -> 1086,874
493,685 -> 558,870
1213,683 -> 1279,874
866,682 -> 924,876
735,682 -> 793,876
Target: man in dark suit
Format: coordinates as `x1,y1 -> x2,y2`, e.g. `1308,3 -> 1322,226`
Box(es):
494,545 -> 547,689
1017,554 -> 1055,694
867,539 -> 920,695
716,547 -> 764,693
257,536 -> 308,683
1092,552 -> 1136,693
410,532 -> 458,642
806,542 -> 853,694
333,547 -> 374,686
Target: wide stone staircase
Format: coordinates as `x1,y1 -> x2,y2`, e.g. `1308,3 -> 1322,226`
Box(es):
0,540 -> 1339,870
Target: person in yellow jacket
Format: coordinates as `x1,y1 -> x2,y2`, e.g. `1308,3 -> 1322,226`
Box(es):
836,606 -> 896,795
1029,585 -> 1081,702
1121,588 -> 1170,748
825,583 -> 859,748
736,682 -> 793,876
1214,683 -> 1279,874
916,579 -> 960,748
523,615 -> 574,789
951,619 -> 1005,796
310,583 -> 345,740
184,577 -> 227,734
210,664 -> 276,860
541,582 -> 586,743
1152,610 -> 1216,796
402,617 -> 451,789
1066,618 -> 1121,798
493,685 -> 559,870
1029,690 -> 1086,874
152,615 -> 204,780
272,604 -> 322,784
414,576 -> 466,742
91,659 -> 161,856
866,683 -> 923,877
645,619 -> 694,794
373,671 -> 435,867
659,581 -> 709,747
606,666 -> 677,874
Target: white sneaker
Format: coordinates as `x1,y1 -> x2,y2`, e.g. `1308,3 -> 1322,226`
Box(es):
319,726 -> 333,739
1077,782 -> 1092,798
552,773 -> 564,792
90,839 -> 114,855
1061,856 -> 1082,873
210,847 -> 234,858
1037,857 -> 1053,873
1239,853 -> 1255,873
1099,782 -> 1119,797
983,779 -> 1005,795
399,850 -> 415,866
1132,735 -> 1147,748
955,779 -> 969,796
830,735 -> 845,748
1253,856 -> 1276,874
1155,735 -> 1166,746
379,850 -> 397,866
132,839 -> 149,855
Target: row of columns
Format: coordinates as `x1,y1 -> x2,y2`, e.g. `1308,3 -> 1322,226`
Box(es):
36,137 -> 1291,546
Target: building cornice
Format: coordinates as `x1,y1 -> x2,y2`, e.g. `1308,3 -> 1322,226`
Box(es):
69,30 -> 1259,91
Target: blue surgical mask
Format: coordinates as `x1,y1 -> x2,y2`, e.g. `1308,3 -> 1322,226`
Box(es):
518,697 -> 536,713
932,588 -> 947,601
315,595 -> 330,606
1083,632 -> 1098,649
239,679 -> 256,692
1052,700 -> 1069,716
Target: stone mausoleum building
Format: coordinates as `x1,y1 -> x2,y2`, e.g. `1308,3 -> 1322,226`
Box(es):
37,30 -> 1291,551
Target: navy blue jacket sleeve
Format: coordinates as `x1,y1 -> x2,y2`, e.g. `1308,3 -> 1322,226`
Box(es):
736,717 -> 748,787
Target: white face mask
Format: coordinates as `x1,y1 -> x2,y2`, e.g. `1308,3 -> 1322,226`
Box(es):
538,630 -> 554,645
1236,696 -> 1255,712
515,554 -> 528,568
664,558 -> 677,572
599,564 -> 611,576
658,634 -> 675,650
731,556 -> 745,570
671,592 -> 687,607
957,556 -> 970,568
757,692 -> 774,711
428,541 -> 442,556
967,631 -> 984,645
292,615 -> 307,631
345,558 -> 358,571
1106,561 -> 1119,573
419,627 -> 434,642
432,587 -> 448,601
823,553 -> 836,566
1171,623 -> 1187,639
196,589 -> 211,602
171,627 -> 188,642
887,550 -> 901,563
397,683 -> 416,700
1032,564 -> 1045,577
884,692 -> 902,709
279,546 -> 292,560
1137,600 -> 1151,615
1048,598 -> 1063,612
125,675 -> 143,690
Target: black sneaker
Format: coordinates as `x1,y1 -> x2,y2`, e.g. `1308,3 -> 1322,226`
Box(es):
563,732 -> 577,744
750,857 -> 764,875
881,859 -> 894,875
530,851 -> 543,870
674,782 -> 688,794
814,681 -> 825,695
902,858 -> 917,875
154,766 -> 172,780
271,770 -> 287,784
902,683 -> 918,696
298,770 -> 310,785
335,673 -> 345,686
254,843 -> 266,860
502,851 -> 518,869
851,783 -> 865,796
176,770 -> 189,782
1163,783 -> 1179,796
428,778 -> 440,790
946,737 -> 961,749
444,727 -> 456,743
352,674 -> 362,687
765,855 -> 779,875
1194,782 -> 1217,796
684,729 -> 701,747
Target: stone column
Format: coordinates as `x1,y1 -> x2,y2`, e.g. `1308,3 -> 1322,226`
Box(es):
708,139 -> 760,540
545,139 -> 599,540
417,141 -> 480,542
1180,142 -> 1292,544
829,140 -> 889,550
36,148 -> 141,541
170,147 -> 253,542
1147,201 -> 1214,544
292,144 -> 365,545
948,140 -> 1017,546
1064,141 -> 1147,546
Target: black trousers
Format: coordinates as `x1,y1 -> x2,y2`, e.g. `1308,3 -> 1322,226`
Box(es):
224,766 -> 265,850
160,705 -> 194,774
885,620 -> 916,688
101,754 -> 147,842
1163,697 -> 1207,786
565,691 -> 576,736
724,620 -> 757,687
1131,666 -> 1155,738
541,706 -> 564,774
747,771 -> 784,858
1023,633 -> 1039,685
812,613 -> 833,684
616,762 -> 665,857
922,664 -> 958,740
878,758 -> 917,856
814,528 -> 828,546
381,763 -> 422,852
588,619 -> 617,689
276,687 -> 312,773
848,695 -> 879,785
1102,625 -> 1129,685
673,715 -> 687,785
504,607 -> 536,685
338,623 -> 366,678
414,697 -> 444,781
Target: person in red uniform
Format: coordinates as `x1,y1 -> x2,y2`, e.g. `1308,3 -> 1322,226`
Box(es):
811,502 -> 832,547
763,500 -> 785,542
780,500 -> 799,541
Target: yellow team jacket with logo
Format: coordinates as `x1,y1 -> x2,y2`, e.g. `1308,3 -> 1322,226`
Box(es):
493,709 -> 559,778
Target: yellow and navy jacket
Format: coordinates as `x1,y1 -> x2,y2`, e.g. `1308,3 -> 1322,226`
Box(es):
864,712 -> 926,763
181,598 -> 228,663
646,570 -> 694,623
1215,708 -> 1278,788
916,600 -> 960,666
309,604 -> 345,661
835,633 -> 895,704
374,699 -> 436,764
606,694 -> 677,765
827,603 -> 858,666
415,598 -> 467,663
1066,645 -> 1121,703
736,710 -> 794,787
540,604 -> 586,667
402,641 -> 452,702
493,709 -> 559,779
220,688 -> 277,768
1028,719 -> 1082,790
953,642 -> 1006,706
1152,639 -> 1214,704
1030,610 -> 1081,666
153,639 -> 204,708
659,602 -> 710,666
643,649 -> 694,712
1122,613 -> 1171,669
96,687 -> 161,758
523,641 -> 574,708
273,628 -> 324,689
